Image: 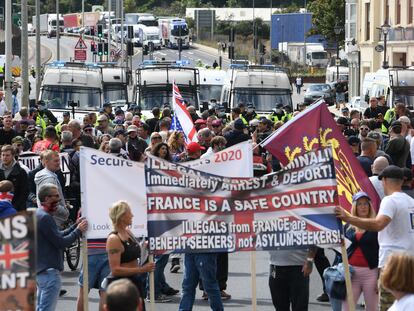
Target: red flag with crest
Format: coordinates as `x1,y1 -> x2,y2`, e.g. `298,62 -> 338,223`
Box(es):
260,100 -> 380,211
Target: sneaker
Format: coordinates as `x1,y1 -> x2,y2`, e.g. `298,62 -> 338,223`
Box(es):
170,262 -> 181,273
316,293 -> 330,302
202,291 -> 208,300
146,294 -> 172,303
163,288 -> 179,296
220,290 -> 231,300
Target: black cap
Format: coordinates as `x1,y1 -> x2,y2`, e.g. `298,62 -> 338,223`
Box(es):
378,165 -> 404,180
114,129 -> 127,137
276,103 -> 284,109
103,102 -> 112,108
347,135 -> 360,146
63,111 -> 70,117
336,117 -> 349,126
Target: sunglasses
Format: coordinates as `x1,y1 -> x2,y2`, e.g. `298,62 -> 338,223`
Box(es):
360,127 -> 369,131
152,136 -> 162,139
84,128 -> 93,132
212,125 -> 220,128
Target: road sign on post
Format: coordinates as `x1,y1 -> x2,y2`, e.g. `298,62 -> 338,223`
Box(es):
74,49 -> 87,61
75,37 -> 87,50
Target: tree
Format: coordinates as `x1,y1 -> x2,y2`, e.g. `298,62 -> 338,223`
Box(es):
124,0 -> 138,13
307,0 -> 345,46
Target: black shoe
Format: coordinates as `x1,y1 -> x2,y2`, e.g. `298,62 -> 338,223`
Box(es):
163,288 -> 179,296
59,289 -> 67,297
316,293 -> 329,302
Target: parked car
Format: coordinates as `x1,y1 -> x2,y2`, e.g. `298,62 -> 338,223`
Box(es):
304,83 -> 335,106
349,96 -> 368,113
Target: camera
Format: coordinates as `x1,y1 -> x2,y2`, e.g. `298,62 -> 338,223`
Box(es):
68,100 -> 79,108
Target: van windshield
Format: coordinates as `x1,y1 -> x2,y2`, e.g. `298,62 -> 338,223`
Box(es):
199,85 -> 223,103
311,52 -> 328,59
103,84 -> 128,103
141,20 -> 158,27
41,86 -> 102,110
171,25 -> 189,36
138,89 -> 198,110
393,88 -> 414,109
233,89 -> 292,111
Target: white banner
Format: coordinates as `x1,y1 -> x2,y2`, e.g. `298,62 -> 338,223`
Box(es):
80,141 -> 253,239
19,152 -> 71,186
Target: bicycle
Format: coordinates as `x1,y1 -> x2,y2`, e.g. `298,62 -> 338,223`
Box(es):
61,201 -> 82,271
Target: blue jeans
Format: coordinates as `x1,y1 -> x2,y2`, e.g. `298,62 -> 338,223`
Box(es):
147,254 -> 171,297
36,268 -> 62,311
179,253 -> 223,311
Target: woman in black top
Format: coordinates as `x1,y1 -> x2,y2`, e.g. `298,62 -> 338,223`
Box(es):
106,201 -> 155,308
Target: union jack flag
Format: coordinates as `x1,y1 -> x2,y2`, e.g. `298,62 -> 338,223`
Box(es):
0,241 -> 30,270
146,149 -> 342,255
172,81 -> 198,143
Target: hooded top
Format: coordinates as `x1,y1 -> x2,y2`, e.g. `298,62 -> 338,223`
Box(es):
34,168 -> 69,227
0,200 -> 16,219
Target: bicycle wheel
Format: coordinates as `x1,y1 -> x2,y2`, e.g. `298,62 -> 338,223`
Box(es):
66,236 -> 81,271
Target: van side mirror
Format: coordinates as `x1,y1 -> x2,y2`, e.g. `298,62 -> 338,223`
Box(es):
222,101 -> 229,113
201,101 -> 209,112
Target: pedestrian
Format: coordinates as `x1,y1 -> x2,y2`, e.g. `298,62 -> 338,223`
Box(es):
0,144 -> 28,211
342,192 -> 379,311
36,183 -> 88,311
0,180 -> 17,218
268,247 -> 316,310
104,279 -> 143,311
295,76 -> 303,94
105,201 -> 155,310
335,165 -> 414,310
34,150 -> 70,227
0,114 -> 17,145
380,252 -> 414,311
212,60 -> 219,69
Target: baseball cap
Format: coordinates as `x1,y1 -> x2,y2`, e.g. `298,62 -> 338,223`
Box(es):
62,111 -> 70,117
11,136 -> 23,144
347,135 -> 360,146
378,165 -> 404,180
127,125 -> 138,133
234,118 -> 246,130
114,129 -> 127,137
98,114 -> 108,122
212,119 -> 222,127
352,191 -> 370,202
195,119 -> 207,125
367,131 -> 382,142
390,120 -> 402,129
27,125 -> 36,132
103,102 -> 112,108
187,142 -> 205,154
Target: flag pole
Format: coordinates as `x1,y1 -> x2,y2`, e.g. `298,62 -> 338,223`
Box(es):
250,251 -> 257,311
341,242 -> 355,311
149,254 -> 155,311
82,238 -> 89,311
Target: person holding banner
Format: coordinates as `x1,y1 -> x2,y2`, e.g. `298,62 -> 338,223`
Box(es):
342,192 -> 379,311
335,165 -> 414,311
105,201 -> 156,310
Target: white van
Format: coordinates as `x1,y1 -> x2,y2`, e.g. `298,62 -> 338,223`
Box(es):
197,67 -> 227,107
220,64 -> 293,113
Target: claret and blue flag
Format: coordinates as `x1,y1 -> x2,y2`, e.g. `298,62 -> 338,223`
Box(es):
145,148 -> 343,254
260,100 -> 380,212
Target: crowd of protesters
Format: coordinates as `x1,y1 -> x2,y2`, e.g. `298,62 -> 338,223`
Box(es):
0,96 -> 414,311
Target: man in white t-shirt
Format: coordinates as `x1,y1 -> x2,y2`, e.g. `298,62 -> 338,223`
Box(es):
0,91 -> 8,116
336,165 -> 414,311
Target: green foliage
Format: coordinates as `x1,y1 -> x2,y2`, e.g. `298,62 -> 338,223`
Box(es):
308,0 -> 345,46
280,4 -> 301,13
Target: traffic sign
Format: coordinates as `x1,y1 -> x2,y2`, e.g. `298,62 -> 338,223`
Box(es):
75,37 -> 87,50
74,49 -> 87,61
375,45 -> 384,52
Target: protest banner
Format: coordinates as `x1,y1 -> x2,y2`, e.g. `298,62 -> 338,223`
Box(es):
19,152 -> 72,186
79,141 -> 253,240
146,148 -> 343,254
0,212 -> 35,311
260,100 -> 380,211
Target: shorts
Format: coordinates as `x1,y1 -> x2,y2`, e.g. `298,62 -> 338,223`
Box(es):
78,253 -> 110,291
336,92 -> 345,103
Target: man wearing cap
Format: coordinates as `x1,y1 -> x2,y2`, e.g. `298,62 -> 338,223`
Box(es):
96,114 -> 115,136
211,119 -> 223,136
22,125 -> 37,151
257,118 -> 273,143
178,144 -> 224,311
385,121 -> 410,168
245,104 -> 259,123
336,165 -> 414,310
37,100 -> 57,126
224,118 -> 251,148
126,125 -> 148,161
103,103 -> 115,121
55,111 -> 71,135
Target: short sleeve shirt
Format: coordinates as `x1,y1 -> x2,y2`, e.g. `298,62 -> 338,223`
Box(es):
378,192 -> 414,267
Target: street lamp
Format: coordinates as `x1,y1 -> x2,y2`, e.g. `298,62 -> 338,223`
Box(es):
380,21 -> 391,68
334,23 -> 343,81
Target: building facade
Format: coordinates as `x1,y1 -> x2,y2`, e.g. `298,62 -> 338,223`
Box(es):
357,0 -> 414,90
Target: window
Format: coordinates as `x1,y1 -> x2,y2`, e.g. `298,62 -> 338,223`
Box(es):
385,0 -> 390,23
365,3 -> 371,41
409,0 -> 413,24
397,0 -> 401,24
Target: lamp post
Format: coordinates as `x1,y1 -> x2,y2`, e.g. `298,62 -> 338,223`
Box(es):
334,23 -> 343,81
380,21 -> 391,68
